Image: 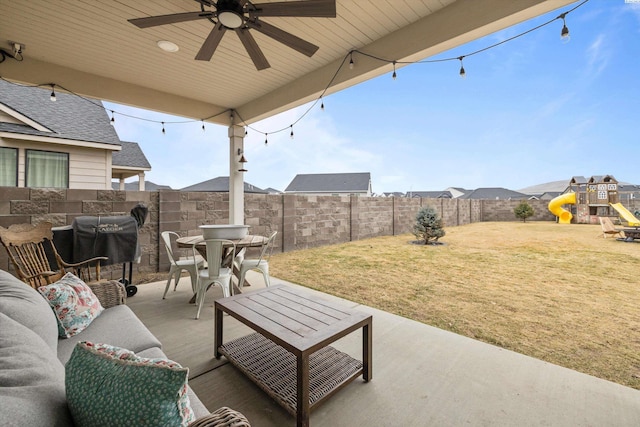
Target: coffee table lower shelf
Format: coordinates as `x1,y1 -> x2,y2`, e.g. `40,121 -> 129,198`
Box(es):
218,332 -> 363,416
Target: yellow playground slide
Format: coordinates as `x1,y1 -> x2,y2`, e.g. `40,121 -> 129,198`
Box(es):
548,192 -> 576,224
609,203 -> 640,227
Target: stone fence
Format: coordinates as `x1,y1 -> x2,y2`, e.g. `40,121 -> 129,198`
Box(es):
2,187 -> 627,280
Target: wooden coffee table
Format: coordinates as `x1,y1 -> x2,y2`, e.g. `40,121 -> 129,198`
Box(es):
215,285 -> 372,427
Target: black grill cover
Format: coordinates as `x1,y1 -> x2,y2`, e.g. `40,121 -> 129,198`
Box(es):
72,216 -> 140,266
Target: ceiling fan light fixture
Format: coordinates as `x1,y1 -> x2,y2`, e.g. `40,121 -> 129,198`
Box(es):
157,40 -> 179,52
218,10 -> 244,28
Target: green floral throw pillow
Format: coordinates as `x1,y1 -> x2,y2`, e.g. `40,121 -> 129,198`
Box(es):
38,272 -> 104,338
66,341 -> 194,427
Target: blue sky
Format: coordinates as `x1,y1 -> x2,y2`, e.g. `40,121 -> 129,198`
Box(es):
106,0 -> 639,194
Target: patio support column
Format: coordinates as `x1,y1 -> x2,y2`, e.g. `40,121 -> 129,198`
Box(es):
228,122 -> 245,225
138,172 -> 145,191
118,177 -> 125,190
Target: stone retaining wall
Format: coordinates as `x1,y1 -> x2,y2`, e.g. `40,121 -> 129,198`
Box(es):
3,187 -> 638,278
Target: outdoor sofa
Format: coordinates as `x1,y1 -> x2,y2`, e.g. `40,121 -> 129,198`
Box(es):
0,269 -> 249,426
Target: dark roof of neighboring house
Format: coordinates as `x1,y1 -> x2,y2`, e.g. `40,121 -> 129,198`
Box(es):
112,141 -> 151,169
264,187 -> 282,194
459,187 -> 528,200
0,79 -> 120,146
181,176 -> 267,193
111,180 -> 172,191
410,191 -> 452,199
285,172 -> 371,193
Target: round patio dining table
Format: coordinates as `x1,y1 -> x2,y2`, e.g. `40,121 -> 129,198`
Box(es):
176,234 -> 268,297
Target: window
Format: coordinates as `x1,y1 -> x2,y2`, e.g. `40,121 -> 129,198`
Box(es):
0,147 -> 18,186
26,150 -> 69,188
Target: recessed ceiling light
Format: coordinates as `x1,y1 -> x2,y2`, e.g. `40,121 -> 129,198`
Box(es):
157,40 -> 179,52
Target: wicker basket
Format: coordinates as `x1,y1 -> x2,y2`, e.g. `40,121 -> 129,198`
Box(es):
188,407 -> 251,427
88,280 -> 126,308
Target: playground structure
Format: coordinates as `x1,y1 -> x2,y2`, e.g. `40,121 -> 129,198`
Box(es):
548,175 -> 640,225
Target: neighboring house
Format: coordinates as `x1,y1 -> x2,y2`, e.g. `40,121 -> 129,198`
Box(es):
0,79 -> 150,190
264,187 -> 282,194
111,141 -> 151,190
181,176 -> 267,194
460,187 -> 528,200
445,187 -> 470,198
409,191 -> 452,199
111,180 -> 171,191
381,192 -> 405,197
518,180 -> 569,196
284,172 -> 372,196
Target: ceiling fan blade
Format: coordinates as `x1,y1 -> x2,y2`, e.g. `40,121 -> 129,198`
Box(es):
250,0 -> 336,18
128,11 -> 212,29
236,29 -> 270,70
246,20 -> 319,57
195,22 -> 227,61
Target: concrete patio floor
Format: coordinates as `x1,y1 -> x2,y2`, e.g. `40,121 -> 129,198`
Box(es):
127,272 -> 640,426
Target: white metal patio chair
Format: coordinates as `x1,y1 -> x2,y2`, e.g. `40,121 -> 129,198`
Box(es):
238,231 -> 277,290
161,231 -> 205,299
195,238 -> 235,319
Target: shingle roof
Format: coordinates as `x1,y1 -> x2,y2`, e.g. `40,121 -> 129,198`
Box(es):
0,79 -> 120,146
285,172 -> 370,193
111,181 -> 172,191
459,187 -> 528,200
410,191 -> 452,198
112,141 -> 151,169
181,176 -> 267,193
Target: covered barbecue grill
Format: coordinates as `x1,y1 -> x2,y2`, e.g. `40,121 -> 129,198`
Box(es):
52,205 -> 148,297
71,215 -> 140,297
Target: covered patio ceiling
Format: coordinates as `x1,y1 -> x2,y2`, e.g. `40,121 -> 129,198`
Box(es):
0,0 -> 577,127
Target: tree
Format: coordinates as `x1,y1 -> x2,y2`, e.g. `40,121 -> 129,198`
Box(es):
514,201 -> 534,222
413,205 -> 445,245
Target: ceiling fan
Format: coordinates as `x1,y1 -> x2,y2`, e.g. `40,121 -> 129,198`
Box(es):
128,0 -> 336,70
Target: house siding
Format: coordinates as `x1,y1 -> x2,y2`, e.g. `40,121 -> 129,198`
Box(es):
0,139 -> 111,189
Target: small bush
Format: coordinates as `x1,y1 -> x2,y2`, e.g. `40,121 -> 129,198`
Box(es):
514,201 -> 534,222
413,205 -> 445,244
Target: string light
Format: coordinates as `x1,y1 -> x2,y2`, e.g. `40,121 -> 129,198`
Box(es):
110,110 -> 115,125
5,0 -> 588,144
559,13 -> 570,43
458,56 -> 466,78
264,133 -> 268,145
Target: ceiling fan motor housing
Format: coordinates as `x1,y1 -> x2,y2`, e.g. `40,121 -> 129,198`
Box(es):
216,0 -> 245,29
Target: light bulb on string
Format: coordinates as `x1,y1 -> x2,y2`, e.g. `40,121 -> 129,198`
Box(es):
560,13 -> 570,43
264,133 -> 268,146
161,121 -> 165,135
50,85 -> 56,102
290,125 -> 294,139
458,57 -> 466,78
110,110 -> 115,126
201,120 -> 205,132
392,61 -> 397,80
320,99 -> 324,111
349,53 -> 354,70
